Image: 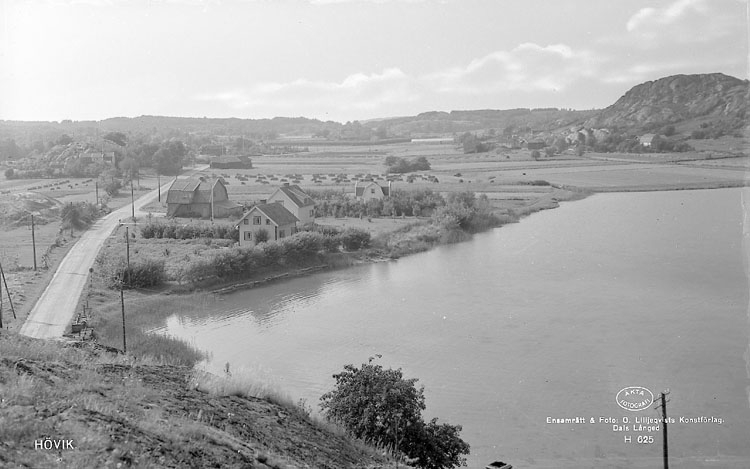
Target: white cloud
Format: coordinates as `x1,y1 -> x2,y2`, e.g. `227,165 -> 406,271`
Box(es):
428,43 -> 600,94
193,68 -> 419,118
626,0 -> 708,32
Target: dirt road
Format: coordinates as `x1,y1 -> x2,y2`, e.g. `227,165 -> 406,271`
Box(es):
19,167 -> 207,339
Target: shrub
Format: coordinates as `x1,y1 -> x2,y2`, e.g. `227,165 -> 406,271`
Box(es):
320,357 -> 470,469
340,228 -> 371,251
254,228 -> 269,244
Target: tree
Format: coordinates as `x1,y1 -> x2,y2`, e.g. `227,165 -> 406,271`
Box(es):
531,149 -> 541,160
61,203 -> 87,236
320,357 -> 469,469
103,131 -> 127,146
4,168 -> 14,179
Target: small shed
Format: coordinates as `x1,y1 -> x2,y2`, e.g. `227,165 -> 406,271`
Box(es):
639,134 -> 657,147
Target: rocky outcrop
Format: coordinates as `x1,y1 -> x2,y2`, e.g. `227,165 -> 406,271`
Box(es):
585,73 -> 749,129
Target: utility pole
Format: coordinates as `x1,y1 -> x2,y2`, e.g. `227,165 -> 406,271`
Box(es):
125,226 -> 130,268
210,180 -> 215,222
95,181 -> 99,206
130,178 -> 135,220
157,172 -> 161,202
0,263 -> 3,329
121,226 -> 130,354
120,277 -> 126,353
0,261 -> 16,320
30,214 -> 37,271
655,390 -> 670,469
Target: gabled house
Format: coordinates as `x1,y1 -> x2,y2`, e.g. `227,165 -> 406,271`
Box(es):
166,177 -> 243,219
267,184 -> 315,225
354,180 -> 391,202
236,203 -> 299,246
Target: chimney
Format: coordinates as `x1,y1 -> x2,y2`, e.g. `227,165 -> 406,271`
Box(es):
259,199 -> 267,204
283,182 -> 289,187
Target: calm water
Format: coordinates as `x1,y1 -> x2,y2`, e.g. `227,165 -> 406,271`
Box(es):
156,188 -> 750,468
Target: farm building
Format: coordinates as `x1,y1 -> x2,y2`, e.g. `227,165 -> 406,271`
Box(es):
236,203 -> 299,246
525,139 -> 546,150
354,180 -> 391,202
267,184 -> 315,225
639,134 -> 657,147
166,177 -> 243,219
209,155 -> 253,169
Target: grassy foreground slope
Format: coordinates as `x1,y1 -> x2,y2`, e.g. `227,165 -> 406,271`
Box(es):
0,332 -> 395,469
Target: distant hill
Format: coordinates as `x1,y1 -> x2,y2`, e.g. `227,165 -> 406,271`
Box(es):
584,73 -> 749,131
363,108 -> 598,136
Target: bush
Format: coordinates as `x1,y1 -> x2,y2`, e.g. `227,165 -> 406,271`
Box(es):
97,255 -> 166,289
254,228 -> 269,244
320,357 -> 470,469
340,228 -> 371,251
4,168 -> 14,179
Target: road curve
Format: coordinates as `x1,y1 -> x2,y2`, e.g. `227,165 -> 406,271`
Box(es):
19,167 -> 207,339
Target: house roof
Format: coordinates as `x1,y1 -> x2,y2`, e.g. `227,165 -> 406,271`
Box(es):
639,133 -> 656,142
275,185 -> 314,208
167,178 -> 225,204
239,203 -> 299,226
355,181 -> 389,197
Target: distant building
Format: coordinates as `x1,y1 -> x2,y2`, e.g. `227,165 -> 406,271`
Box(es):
166,178 -> 243,219
199,144 -> 226,157
267,184 -> 315,225
209,155 -> 253,169
354,180 -> 391,202
236,203 -> 299,246
639,134 -> 657,147
525,139 -> 546,150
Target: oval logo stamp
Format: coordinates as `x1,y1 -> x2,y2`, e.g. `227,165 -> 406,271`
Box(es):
616,386 -> 654,412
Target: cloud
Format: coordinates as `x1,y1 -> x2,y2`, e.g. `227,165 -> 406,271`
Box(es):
626,0 -> 708,32
428,43 -> 599,94
193,68 -> 420,118
623,0 -> 743,45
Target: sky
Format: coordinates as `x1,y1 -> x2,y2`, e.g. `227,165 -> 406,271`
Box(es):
0,0 -> 747,123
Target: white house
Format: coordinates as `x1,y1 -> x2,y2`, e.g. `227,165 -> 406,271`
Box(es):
354,180 -> 391,202
267,184 -> 315,225
236,203 -> 299,247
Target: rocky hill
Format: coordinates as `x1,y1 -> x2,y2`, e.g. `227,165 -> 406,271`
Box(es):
584,73 -> 749,130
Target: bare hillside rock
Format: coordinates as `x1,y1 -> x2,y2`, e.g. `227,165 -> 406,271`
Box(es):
585,73 -> 749,129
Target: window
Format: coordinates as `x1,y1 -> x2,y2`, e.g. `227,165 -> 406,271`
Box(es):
266,219 -> 271,225
309,209 -> 314,217
279,229 -> 286,238
244,232 -> 252,240
370,189 -> 375,194
243,219 -> 249,225
253,216 -> 261,225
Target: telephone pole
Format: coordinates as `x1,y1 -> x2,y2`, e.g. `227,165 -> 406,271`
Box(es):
30,214 -> 37,271
157,172 -> 161,202
655,390 -> 670,469
121,226 -> 130,353
0,261 -> 16,321
130,178 -> 135,220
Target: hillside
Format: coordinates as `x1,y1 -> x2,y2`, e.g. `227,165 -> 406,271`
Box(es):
0,332 -> 396,468
584,73 -> 749,130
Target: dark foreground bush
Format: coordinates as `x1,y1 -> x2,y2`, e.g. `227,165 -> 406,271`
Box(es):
97,255 -> 167,289
320,357 -> 470,469
340,228 -> 371,251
